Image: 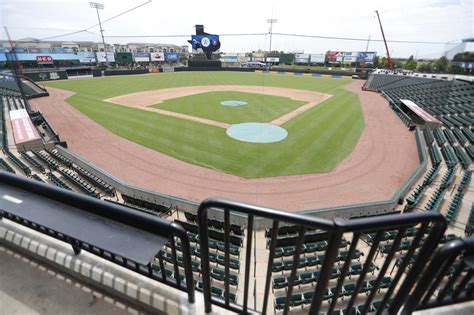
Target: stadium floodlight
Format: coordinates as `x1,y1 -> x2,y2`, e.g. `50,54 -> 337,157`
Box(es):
267,19 -> 277,57
90,2 -> 109,67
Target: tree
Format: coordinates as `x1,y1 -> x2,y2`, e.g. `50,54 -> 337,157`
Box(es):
417,62 -> 432,73
433,56 -> 449,73
405,55 -> 418,70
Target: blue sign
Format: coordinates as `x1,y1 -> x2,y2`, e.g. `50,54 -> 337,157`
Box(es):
357,51 -> 377,63
191,35 -> 219,50
164,52 -> 179,61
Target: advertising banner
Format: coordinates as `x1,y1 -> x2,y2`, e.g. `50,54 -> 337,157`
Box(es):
24,71 -> 68,81
343,51 -> 358,62
221,54 -> 238,62
295,54 -> 310,63
279,53 -> 295,64
310,54 -> 325,64
149,52 -> 165,61
52,48 -> 66,54
36,55 -> 54,65
133,52 -> 150,62
77,52 -> 96,63
266,57 -> 279,63
357,51 -> 377,63
164,52 -> 179,61
96,52 -> 115,63
327,51 -> 344,62
252,57 -> 264,62
115,52 -> 133,64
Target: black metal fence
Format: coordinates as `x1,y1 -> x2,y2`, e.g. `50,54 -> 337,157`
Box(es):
402,236 -> 474,314
197,197 -> 448,314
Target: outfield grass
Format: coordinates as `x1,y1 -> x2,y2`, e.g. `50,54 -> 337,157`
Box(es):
152,91 -> 306,124
45,72 -> 364,178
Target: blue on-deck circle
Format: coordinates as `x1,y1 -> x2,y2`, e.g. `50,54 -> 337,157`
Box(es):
220,100 -> 247,106
226,123 -> 288,143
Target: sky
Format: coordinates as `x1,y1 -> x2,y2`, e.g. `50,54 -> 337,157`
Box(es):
1,0 -> 473,58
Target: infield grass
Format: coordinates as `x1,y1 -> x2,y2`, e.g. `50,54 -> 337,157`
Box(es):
152,91 -> 306,124
45,72 -> 364,178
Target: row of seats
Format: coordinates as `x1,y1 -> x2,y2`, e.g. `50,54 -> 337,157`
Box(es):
58,168 -> 99,198
272,250 -> 364,273
72,164 -> 115,195
29,173 -> 45,183
405,185 -> 426,211
365,227 -> 419,244
121,194 -> 172,215
445,192 -> 463,223
177,219 -> 243,247
440,168 -> 456,190
453,145 -> 472,168
32,150 -> 59,170
272,262 -> 377,290
274,278 -> 392,310
274,239 -> 350,258
0,156 -> 15,173
441,144 -> 459,168
20,151 -> 45,172
46,172 -> 73,191
184,211 -> 244,236
428,144 -> 442,167
424,188 -> 446,212
4,148 -> 31,175
422,166 -> 439,186
46,149 -> 73,167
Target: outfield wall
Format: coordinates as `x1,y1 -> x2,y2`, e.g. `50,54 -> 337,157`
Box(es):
55,127 -> 427,229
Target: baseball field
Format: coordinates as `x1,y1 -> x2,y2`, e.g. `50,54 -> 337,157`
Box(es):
44,72 -> 364,178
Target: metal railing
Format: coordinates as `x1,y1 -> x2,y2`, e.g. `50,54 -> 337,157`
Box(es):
197,197 -> 447,314
401,236 -> 474,314
0,172 -> 195,303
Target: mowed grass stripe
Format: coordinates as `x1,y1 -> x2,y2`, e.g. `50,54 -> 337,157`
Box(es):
46,72 -> 364,178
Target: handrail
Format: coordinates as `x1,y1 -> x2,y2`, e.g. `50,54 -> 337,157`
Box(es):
0,172 -> 195,303
197,197 -> 446,314
401,236 -> 474,314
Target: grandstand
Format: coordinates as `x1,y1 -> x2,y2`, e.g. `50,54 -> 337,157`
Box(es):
0,69 -> 472,315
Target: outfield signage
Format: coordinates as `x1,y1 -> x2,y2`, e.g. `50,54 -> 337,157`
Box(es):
221,54 -> 238,62
310,54 -> 325,64
164,52 -> 179,61
295,54 -> 310,63
343,51 -> 358,62
133,52 -> 150,62
24,71 -> 68,81
36,55 -> 53,65
96,52 -> 116,63
327,51 -> 344,62
150,52 -> 165,61
77,52 -> 96,63
266,57 -> 279,62
357,51 -> 377,63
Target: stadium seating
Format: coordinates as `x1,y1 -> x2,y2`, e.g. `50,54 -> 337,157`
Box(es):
46,172 -> 73,191
122,194 -> 172,216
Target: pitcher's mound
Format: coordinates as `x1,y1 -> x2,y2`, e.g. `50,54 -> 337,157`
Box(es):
220,100 -> 247,106
226,122 -> 288,143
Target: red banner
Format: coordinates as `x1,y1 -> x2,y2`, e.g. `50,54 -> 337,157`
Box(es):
36,55 -> 54,64
327,51 -> 344,62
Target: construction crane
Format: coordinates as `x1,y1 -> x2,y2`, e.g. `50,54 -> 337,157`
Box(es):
360,35 -> 371,78
375,10 -> 394,70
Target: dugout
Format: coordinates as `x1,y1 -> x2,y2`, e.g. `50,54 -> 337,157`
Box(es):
399,99 -> 442,130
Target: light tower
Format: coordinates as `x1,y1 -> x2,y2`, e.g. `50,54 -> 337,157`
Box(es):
90,2 -> 109,67
267,18 -> 278,60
